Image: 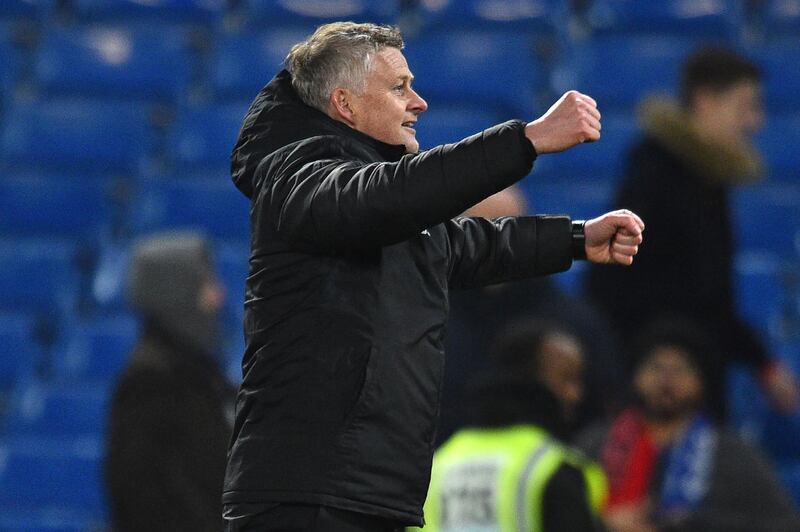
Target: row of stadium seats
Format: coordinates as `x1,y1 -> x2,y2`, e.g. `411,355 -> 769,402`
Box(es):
1,99 -> 799,181
2,25 -> 799,113
2,0 -> 799,39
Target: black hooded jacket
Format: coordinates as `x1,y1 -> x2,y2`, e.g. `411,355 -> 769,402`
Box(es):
223,70 -> 576,525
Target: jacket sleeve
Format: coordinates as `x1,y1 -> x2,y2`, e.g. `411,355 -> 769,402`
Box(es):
265,120 -> 537,252
446,215 -> 573,290
542,463 -> 606,532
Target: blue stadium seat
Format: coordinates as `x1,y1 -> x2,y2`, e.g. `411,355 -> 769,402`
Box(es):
754,114 -> 800,181
0,175 -> 113,238
0,239 -> 79,314
532,112 -> 638,182
70,0 -> 227,26
733,252 -> 785,337
0,30 -> 20,101
727,363 -> 769,440
0,313 -> 40,394
0,437 -> 106,517
732,184 -> 800,257
414,0 -> 563,33
747,40 -> 800,112
51,316 -> 139,382
0,0 -> 52,21
404,30 -> 544,117
765,0 -> 800,37
0,99 -> 151,174
168,102 -> 249,171
414,103 -> 508,150
0,509 -> 100,532
130,176 -> 250,241
4,382 -> 111,436
586,0 -> 740,38
207,28 -> 310,100
554,35 -> 696,112
34,27 -> 193,102
89,241 -> 132,314
243,0 -> 399,27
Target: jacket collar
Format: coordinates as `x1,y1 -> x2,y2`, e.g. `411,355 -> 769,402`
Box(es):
638,96 -> 762,186
232,70 -> 407,198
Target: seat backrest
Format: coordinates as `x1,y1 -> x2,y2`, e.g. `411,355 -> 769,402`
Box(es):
242,0 -> 398,27
0,436 -> 106,514
4,382 -> 111,437
129,176 -> 250,241
0,313 -> 40,391
404,30 -> 543,117
555,35 -> 696,112
168,102 -> 250,170
70,0 -> 227,26
208,28 -> 310,100
0,238 -> 79,314
0,175 -> 114,238
34,26 -> 192,103
587,0 -> 740,39
51,316 -> 139,383
0,99 -> 151,174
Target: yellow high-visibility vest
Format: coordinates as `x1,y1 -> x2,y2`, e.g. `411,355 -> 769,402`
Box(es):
413,424 -> 606,532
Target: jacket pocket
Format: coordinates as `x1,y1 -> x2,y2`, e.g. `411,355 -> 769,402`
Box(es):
337,346 -> 379,430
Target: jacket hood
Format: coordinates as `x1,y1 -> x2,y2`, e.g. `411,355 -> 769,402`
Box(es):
638,96 -> 762,186
231,69 -> 406,199
127,232 -> 221,360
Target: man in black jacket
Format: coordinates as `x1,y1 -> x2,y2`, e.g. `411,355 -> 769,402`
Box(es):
224,22 -> 644,531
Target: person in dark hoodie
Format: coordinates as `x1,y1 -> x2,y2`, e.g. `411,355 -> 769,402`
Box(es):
224,22 -> 645,531
105,232 -> 235,532
586,46 -> 798,420
417,319 -> 607,532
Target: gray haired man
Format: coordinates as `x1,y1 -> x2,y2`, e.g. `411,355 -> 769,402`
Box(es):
224,22 -> 644,531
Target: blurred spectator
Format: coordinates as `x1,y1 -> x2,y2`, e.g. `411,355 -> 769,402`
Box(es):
105,232 -> 235,532
492,319 -> 587,428
586,46 -> 799,419
441,186 -> 623,444
577,320 -> 800,532
419,319 -> 607,532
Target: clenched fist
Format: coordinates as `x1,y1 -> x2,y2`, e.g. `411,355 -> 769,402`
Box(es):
585,209 -> 645,265
524,90 -> 601,153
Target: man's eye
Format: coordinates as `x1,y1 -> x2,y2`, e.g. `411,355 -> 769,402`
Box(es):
393,85 -> 404,92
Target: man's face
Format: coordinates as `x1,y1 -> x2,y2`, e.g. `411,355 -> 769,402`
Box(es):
695,79 -> 764,147
634,346 -> 703,421
537,333 -> 585,422
347,47 -> 428,153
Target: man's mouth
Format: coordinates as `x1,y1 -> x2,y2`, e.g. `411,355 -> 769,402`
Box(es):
402,121 -> 416,132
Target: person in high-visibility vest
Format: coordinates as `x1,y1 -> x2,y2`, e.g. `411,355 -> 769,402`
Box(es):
415,320 -> 607,531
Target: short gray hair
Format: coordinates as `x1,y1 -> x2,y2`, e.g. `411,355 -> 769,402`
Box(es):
285,22 -> 404,113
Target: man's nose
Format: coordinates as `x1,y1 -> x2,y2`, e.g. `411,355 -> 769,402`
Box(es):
409,88 -> 428,113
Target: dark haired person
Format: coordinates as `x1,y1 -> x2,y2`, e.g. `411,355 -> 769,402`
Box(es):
577,321 -> 800,532
587,46 -> 798,419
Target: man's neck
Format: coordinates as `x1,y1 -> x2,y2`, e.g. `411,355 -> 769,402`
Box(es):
644,415 -> 692,448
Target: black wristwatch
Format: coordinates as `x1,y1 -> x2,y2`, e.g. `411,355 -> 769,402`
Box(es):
571,220 -> 587,260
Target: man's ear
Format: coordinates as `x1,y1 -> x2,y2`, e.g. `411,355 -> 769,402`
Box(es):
329,88 -> 356,126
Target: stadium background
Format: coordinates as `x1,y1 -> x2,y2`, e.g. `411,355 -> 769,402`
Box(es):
0,0 -> 798,530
